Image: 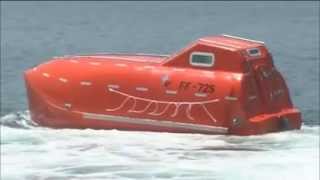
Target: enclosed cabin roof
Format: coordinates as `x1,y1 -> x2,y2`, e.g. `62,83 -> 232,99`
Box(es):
163,34 -> 270,73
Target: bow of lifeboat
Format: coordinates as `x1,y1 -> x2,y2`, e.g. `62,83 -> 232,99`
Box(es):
24,35 -> 302,135
24,54 -> 175,131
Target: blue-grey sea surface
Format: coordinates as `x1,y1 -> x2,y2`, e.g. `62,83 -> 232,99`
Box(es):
1,2 -> 319,180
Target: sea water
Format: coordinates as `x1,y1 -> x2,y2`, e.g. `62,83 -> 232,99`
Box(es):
1,111 -> 319,180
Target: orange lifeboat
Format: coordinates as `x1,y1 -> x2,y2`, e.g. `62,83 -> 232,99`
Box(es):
24,34 -> 302,135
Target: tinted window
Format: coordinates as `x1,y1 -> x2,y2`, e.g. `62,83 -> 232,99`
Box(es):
190,52 -> 214,67
247,48 -> 261,57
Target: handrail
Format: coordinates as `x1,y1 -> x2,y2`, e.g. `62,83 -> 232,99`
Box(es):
60,52 -> 170,58
222,34 -> 265,44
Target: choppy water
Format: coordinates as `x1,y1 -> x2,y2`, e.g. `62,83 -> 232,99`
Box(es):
1,111 -> 319,180
1,1 -> 319,180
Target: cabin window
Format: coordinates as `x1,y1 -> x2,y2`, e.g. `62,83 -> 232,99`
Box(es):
190,52 -> 214,67
247,48 -> 261,57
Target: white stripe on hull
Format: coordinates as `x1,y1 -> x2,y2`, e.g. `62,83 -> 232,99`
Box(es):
83,112 -> 228,134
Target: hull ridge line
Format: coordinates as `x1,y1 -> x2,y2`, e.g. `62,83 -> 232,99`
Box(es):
83,112 -> 228,134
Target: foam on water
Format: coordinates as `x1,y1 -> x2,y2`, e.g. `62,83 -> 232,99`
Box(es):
1,111 -> 319,180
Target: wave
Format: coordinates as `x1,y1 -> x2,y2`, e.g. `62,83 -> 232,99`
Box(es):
1,111 -> 319,180
0,110 -> 38,129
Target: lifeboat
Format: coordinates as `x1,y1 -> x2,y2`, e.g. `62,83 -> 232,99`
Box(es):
24,34 -> 302,135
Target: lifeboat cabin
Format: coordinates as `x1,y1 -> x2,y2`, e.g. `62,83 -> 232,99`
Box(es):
24,34 -> 302,135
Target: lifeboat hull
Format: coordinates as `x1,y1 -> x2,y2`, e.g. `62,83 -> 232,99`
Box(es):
25,80 -> 301,135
